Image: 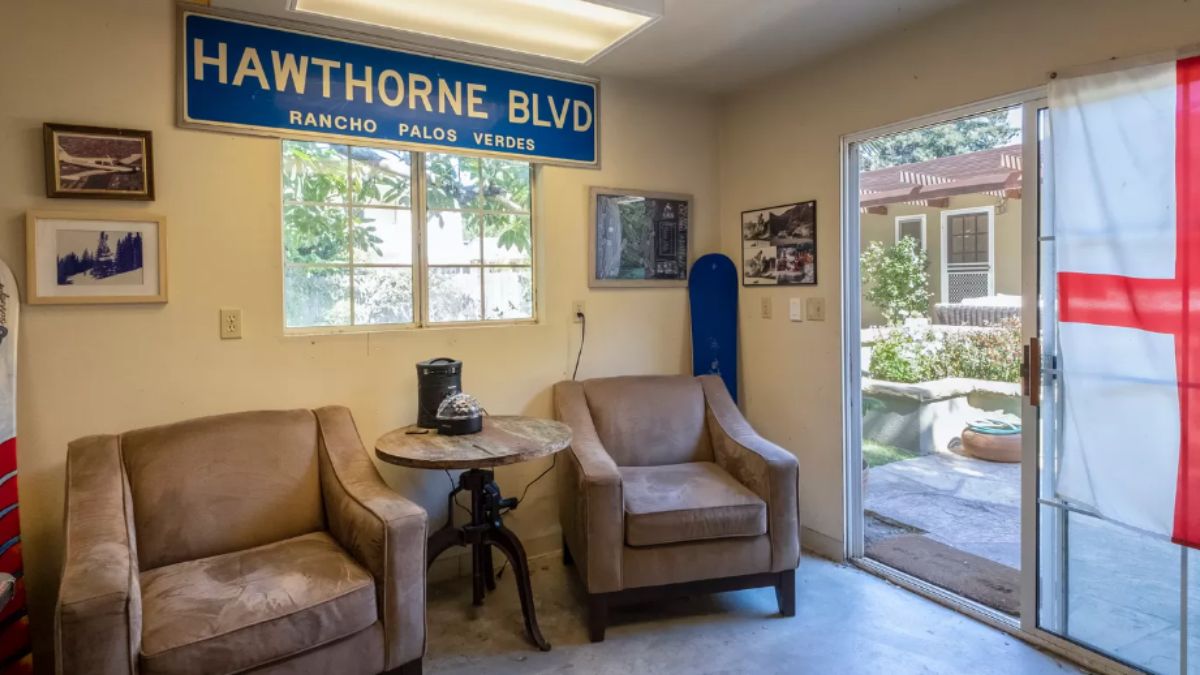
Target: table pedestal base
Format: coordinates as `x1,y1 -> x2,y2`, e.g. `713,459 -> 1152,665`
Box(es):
427,468 -> 550,651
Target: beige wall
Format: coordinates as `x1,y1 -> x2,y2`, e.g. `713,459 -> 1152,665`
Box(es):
719,0 -> 1200,555
860,194 -> 1022,327
0,0 -> 719,666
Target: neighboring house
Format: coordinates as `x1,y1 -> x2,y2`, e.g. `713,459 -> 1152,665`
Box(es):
859,144 -> 1023,328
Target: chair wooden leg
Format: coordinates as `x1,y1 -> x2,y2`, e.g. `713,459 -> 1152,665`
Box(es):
588,593 -> 608,642
775,569 -> 796,617
386,658 -> 422,675
562,534 -> 574,566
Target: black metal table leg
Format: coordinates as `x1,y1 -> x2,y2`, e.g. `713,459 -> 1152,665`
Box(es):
425,468 -> 550,651
486,523 -> 551,651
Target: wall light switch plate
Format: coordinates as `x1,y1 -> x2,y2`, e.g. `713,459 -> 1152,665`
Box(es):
789,298 -> 804,322
760,296 -> 772,319
806,297 -> 826,322
220,308 -> 242,339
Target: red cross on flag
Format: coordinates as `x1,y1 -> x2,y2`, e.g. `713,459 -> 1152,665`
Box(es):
1051,55 -> 1200,546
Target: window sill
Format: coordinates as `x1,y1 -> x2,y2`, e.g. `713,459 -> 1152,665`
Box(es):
282,317 -> 539,337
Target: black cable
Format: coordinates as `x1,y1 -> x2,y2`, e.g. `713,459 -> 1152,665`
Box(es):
444,470 -> 472,519
496,456 -> 558,579
572,312 -> 586,380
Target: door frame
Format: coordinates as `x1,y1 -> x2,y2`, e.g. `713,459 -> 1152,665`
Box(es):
939,205 -> 996,303
840,87 -> 1140,675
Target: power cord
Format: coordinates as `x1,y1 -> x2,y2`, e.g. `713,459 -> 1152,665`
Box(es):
572,311 -> 586,380
495,455 -> 557,580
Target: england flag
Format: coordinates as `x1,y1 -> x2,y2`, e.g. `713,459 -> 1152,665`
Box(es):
1051,54 -> 1200,546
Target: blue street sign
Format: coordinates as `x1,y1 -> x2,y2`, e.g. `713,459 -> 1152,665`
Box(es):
180,8 -> 600,167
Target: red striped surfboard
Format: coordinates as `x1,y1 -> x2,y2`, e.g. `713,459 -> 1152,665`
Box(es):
0,262 -> 30,673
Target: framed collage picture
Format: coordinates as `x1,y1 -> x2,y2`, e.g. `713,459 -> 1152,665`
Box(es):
741,200 -> 817,286
25,210 -> 167,305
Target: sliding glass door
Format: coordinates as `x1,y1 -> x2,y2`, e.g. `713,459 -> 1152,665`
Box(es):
845,91 -> 1196,673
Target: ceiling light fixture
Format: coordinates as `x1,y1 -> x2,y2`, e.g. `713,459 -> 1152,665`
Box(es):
291,0 -> 660,65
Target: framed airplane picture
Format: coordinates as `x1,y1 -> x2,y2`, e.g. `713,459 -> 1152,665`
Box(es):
43,123 -> 155,200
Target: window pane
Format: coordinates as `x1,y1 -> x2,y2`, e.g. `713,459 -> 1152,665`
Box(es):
282,141 -> 348,204
427,211 -> 482,265
425,153 -> 480,210
354,208 -> 412,264
285,266 -> 350,328
482,213 -> 532,264
284,204 -> 349,264
351,147 -> 411,206
484,267 -> 533,320
480,157 -> 531,212
354,267 -> 413,325
428,267 -> 482,323
1065,512 -> 1181,673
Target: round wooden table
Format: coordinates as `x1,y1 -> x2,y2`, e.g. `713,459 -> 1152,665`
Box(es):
376,416 -> 571,652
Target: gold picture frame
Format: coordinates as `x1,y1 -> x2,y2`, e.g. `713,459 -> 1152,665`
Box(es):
25,210 -> 168,305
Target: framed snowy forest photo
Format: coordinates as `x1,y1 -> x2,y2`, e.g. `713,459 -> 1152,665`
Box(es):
26,210 -> 167,304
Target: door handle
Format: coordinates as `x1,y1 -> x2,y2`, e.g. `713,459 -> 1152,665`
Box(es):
1023,337 -> 1041,407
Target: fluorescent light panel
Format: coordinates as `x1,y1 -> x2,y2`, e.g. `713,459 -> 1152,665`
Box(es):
293,0 -> 656,64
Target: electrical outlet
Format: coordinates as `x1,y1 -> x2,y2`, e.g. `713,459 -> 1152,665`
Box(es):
806,297 -> 826,321
572,301 -> 586,323
789,298 -> 804,322
219,308 -> 242,339
760,296 -> 772,319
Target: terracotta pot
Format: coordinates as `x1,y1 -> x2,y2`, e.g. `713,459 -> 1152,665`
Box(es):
960,428 -> 1021,463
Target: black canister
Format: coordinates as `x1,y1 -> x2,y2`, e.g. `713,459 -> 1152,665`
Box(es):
416,357 -> 462,428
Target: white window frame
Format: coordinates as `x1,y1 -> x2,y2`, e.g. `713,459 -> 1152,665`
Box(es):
894,213 -> 927,250
280,142 -> 538,335
938,205 -> 995,304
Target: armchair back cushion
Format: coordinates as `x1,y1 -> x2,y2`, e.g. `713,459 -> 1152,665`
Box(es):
120,409 -> 325,570
582,375 -> 713,466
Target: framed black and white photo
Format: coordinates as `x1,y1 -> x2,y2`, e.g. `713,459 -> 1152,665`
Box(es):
26,211 -> 167,304
43,123 -> 155,200
741,200 -> 816,286
589,187 -> 692,288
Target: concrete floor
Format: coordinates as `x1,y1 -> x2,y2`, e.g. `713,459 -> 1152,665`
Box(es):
424,552 -> 1081,674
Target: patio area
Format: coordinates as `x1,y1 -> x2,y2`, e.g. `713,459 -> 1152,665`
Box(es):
863,446 -> 1190,672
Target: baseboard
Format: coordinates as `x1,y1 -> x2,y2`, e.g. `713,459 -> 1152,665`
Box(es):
801,526 -> 844,562
427,530 -> 562,584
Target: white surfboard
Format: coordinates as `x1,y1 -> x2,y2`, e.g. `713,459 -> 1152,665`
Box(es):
0,260 -> 30,673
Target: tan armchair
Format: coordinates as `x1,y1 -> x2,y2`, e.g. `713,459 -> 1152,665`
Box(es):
55,407 -> 427,675
555,375 -> 801,641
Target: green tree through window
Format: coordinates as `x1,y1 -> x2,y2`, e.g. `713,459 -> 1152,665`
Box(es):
281,141 -> 534,329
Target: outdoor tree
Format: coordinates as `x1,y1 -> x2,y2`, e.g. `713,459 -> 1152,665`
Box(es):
859,111 -> 1018,171
860,237 -> 931,326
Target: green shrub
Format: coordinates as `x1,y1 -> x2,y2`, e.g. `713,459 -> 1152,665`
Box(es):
868,318 -> 1021,384
860,238 -> 932,326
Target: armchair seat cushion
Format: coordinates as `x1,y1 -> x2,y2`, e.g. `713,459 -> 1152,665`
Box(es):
139,531 -> 377,675
620,462 -> 767,547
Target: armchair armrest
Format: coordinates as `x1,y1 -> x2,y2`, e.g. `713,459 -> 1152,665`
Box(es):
700,376 -> 801,572
56,435 -> 140,675
553,381 -> 623,593
315,406 -> 427,671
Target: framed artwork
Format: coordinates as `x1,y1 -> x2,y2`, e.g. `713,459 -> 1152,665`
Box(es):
741,200 -> 817,286
25,210 -> 167,305
43,123 -> 155,200
589,187 -> 692,288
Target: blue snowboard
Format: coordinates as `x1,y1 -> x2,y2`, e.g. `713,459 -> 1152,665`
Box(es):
689,254 -> 738,402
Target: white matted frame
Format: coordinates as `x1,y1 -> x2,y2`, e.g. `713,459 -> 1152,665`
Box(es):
25,210 -> 167,305
587,187 -> 693,288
